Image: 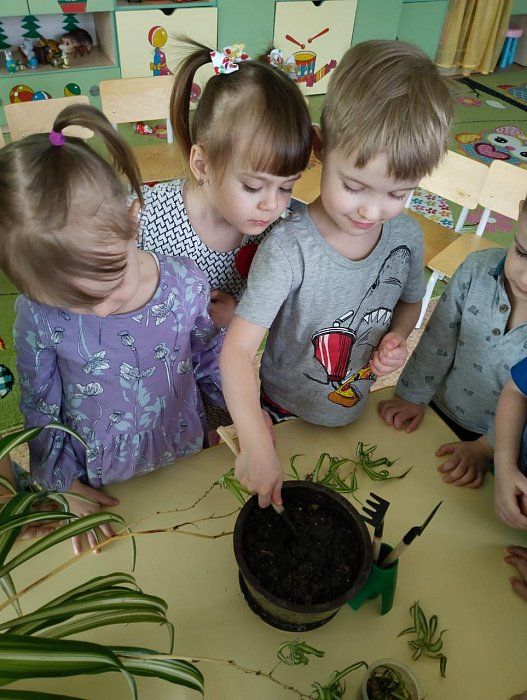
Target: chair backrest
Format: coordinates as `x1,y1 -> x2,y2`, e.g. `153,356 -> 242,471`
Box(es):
418,149 -> 489,209
478,159 -> 527,220
5,95 -> 91,141
99,76 -> 173,125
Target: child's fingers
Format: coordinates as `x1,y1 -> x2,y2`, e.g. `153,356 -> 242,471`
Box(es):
271,480 -> 283,508
405,413 -> 423,433
99,522 -> 116,540
96,491 -> 119,507
87,529 -> 100,554
505,554 -> 527,579
439,461 -> 466,481
71,535 -> 83,556
450,466 -> 483,488
435,442 -> 457,457
258,487 -> 272,509
510,576 -> 527,601
506,546 -> 527,560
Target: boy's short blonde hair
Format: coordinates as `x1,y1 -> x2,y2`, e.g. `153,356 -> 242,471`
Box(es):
321,40 -> 453,181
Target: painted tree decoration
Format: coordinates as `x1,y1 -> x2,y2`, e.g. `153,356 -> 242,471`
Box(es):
0,21 -> 10,51
63,13 -> 80,33
21,15 -> 41,40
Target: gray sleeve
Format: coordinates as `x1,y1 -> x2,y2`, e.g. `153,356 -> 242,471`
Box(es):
235,236 -> 293,329
396,259 -> 468,405
399,218 -> 425,303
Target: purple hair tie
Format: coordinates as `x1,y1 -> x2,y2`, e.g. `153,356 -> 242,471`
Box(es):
49,130 -> 66,147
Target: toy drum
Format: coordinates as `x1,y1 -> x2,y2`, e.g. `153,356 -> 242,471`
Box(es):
293,51 -> 316,82
312,327 -> 356,383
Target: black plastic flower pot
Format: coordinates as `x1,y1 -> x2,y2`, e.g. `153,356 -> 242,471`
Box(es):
233,481 -> 372,631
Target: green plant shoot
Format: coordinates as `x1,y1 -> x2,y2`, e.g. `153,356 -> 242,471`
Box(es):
398,600 -> 448,677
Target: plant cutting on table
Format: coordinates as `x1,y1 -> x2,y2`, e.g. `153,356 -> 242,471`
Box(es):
398,601 -> 448,677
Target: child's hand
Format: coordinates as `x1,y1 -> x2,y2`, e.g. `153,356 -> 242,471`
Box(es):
378,397 -> 425,432
505,546 -> 527,601
369,332 -> 408,376
494,465 -> 527,529
66,479 -> 119,555
235,441 -> 283,509
209,290 -> 237,328
436,436 -> 492,488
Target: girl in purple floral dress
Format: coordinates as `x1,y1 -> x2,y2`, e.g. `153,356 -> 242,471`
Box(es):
0,105 -> 224,552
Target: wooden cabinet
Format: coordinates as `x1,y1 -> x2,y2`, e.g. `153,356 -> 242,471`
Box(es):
115,6 -> 217,78
274,0 -> 358,95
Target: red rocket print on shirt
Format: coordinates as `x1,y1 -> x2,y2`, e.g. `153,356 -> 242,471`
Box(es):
307,246 -> 411,407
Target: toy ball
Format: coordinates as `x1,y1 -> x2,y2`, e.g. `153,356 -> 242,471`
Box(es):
0,364 -> 14,399
32,90 -> 52,101
9,84 -> 34,103
148,25 -> 168,49
64,82 -> 81,97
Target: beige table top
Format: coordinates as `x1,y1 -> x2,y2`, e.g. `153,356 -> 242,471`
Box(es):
8,388 -> 527,699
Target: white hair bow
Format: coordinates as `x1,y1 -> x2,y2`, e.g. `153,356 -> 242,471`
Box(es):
210,44 -> 250,75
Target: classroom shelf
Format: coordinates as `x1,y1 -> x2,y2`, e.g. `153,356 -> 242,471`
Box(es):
0,46 -> 115,77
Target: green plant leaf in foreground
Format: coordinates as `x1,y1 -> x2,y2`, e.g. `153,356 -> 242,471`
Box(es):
0,635 -> 137,699
0,690 -> 86,699
112,646 -> 204,694
0,425 -> 87,464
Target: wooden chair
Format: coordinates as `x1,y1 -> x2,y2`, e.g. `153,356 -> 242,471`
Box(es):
416,159 -> 527,328
4,95 -> 91,141
292,162 -> 322,204
99,76 -> 188,183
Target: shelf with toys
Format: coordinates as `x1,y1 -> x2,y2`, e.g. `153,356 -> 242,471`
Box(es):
0,12 -> 119,125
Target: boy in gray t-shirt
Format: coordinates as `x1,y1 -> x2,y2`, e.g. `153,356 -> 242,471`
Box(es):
220,40 -> 453,507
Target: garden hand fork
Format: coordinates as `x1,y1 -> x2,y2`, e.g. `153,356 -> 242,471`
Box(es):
361,492 -> 390,563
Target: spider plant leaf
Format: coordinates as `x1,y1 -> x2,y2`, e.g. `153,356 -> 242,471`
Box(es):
0,425 -> 87,463
0,511 -> 76,537
397,626 -> 416,637
288,455 -> 303,480
0,574 -> 22,618
35,573 -> 140,612
0,635 -> 137,699
426,637 -> 444,653
439,654 -> 447,677
429,614 -> 438,639
0,478 -> 16,495
0,512 -> 126,582
0,691 -> 87,699
111,646 -> 204,695
1,590 -> 168,635
39,611 -> 172,645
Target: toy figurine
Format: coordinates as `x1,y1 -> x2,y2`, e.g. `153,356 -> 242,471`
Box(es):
60,28 -> 93,58
4,50 -> 16,74
34,37 -> 60,65
133,121 -> 154,136
18,38 -> 38,70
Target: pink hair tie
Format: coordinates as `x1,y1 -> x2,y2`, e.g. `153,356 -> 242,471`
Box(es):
49,130 -> 66,147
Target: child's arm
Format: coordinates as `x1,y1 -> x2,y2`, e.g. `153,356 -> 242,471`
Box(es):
370,299 -> 421,375
220,316 -> 282,508
494,379 -> 527,529
379,259 -> 468,430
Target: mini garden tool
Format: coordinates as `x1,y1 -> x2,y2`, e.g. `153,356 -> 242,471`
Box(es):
216,427 -> 298,537
361,492 -> 390,563
380,500 -> 442,568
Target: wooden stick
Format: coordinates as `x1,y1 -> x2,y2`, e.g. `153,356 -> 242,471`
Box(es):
307,27 -> 329,43
285,34 -> 305,49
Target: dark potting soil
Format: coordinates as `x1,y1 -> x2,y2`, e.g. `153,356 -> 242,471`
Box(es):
242,490 -> 365,605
